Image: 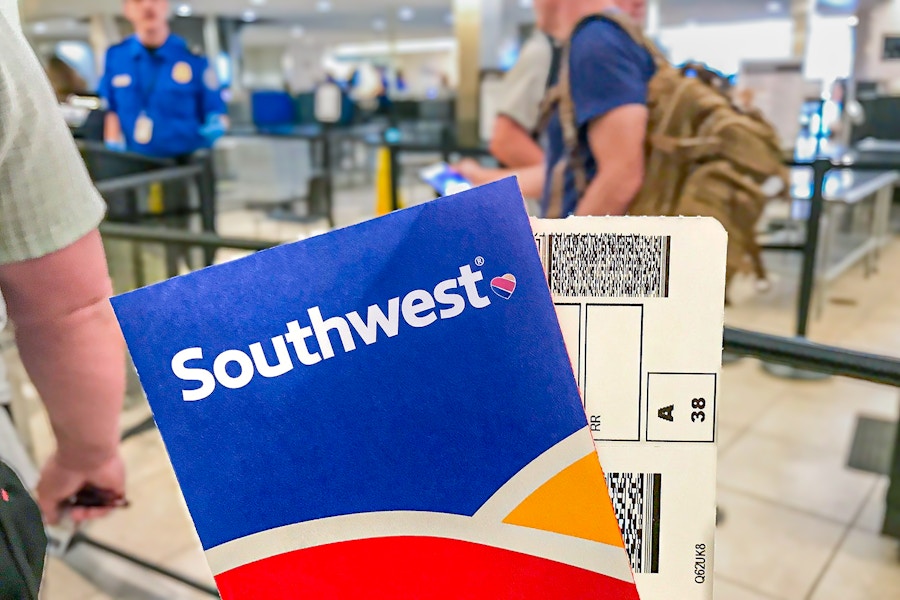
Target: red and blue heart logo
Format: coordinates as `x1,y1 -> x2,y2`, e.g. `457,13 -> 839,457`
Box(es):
491,274 -> 517,300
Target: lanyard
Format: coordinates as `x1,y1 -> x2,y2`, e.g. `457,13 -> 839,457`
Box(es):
136,48 -> 164,112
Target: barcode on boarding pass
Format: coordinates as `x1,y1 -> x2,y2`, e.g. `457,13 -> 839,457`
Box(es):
606,472 -> 662,574
536,234 -> 670,298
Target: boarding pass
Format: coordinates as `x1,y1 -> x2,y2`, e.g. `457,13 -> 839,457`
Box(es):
534,217 -> 726,600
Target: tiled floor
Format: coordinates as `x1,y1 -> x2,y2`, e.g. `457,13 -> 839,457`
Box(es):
11,178 -> 900,598
713,234 -> 900,598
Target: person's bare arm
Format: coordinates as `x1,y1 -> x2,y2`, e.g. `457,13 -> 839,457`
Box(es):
0,10 -> 125,525
0,231 -> 125,524
575,104 -> 647,216
455,159 -> 546,199
489,115 -> 545,168
104,111 -> 123,144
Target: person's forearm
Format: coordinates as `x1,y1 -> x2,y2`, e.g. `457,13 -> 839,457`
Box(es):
490,118 -> 545,168
0,231 -> 124,470
104,111 -> 122,143
492,138 -> 544,169
466,163 -> 545,199
574,166 -> 643,217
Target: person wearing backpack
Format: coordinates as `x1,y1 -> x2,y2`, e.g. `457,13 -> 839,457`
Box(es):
460,0 -> 787,284
486,0 -> 648,177
0,4 -> 128,596
460,0 -> 654,218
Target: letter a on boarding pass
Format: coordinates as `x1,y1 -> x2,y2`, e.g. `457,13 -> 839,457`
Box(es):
533,217 -> 726,600
111,178 -> 644,600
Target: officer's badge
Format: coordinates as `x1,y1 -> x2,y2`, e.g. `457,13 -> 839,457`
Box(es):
112,73 -> 132,88
172,61 -> 193,84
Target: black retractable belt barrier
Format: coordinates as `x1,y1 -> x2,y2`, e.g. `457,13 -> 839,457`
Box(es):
724,328 -> 900,388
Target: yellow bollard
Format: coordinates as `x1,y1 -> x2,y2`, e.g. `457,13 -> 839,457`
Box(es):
375,146 -> 404,216
148,182 -> 165,215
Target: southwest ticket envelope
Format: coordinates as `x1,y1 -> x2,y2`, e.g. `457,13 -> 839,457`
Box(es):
112,178 -> 640,599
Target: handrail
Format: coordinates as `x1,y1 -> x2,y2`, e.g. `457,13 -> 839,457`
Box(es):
99,222 -> 277,252
93,165 -> 205,194
77,140 -> 173,166
724,328 -> 900,388
70,533 -> 218,596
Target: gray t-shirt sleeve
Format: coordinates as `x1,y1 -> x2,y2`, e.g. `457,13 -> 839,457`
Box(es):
495,33 -> 554,134
0,12 -> 106,265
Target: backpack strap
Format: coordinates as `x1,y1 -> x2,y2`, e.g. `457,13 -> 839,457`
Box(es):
545,35 -> 564,91
595,11 -> 669,70
542,42 -> 588,218
539,11 -> 661,218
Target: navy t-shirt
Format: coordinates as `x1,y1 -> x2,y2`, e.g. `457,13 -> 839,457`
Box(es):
541,17 -> 656,217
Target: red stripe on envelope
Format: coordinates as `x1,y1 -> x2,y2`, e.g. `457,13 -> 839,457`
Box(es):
215,536 -> 639,599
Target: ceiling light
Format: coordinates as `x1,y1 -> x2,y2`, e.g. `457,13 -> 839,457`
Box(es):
519,0 -> 533,8
242,10 -> 257,22
291,25 -> 305,38
334,37 -> 456,58
33,22 -> 48,34
176,4 -> 192,17
766,1 -> 782,13
847,15 -> 859,26
317,0 -> 332,12
398,7 -> 414,21
372,18 -> 386,31
250,0 -> 266,5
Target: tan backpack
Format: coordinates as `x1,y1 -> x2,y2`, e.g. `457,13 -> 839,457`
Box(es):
543,12 -> 789,284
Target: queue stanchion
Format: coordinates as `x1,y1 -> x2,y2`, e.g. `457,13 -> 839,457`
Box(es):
314,81 -> 343,226
886,416 -> 900,539
389,137 -> 401,212
375,128 -> 401,216
193,151 -> 218,267
375,145 -> 392,216
763,157 -> 833,381
440,125 -> 452,163
321,123 -> 335,226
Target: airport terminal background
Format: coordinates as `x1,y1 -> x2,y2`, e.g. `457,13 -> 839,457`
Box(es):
2,0 -> 900,598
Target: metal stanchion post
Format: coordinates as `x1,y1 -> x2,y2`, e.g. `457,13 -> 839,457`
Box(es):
196,152 -> 218,266
885,402 -> 900,539
764,158 -> 833,380
388,140 -> 401,212
440,125 -> 452,163
321,125 -> 335,225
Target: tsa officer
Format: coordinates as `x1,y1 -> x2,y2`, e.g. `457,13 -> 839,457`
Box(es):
100,0 -> 227,159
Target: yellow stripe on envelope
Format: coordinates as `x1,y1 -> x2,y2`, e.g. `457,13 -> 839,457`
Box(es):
503,454 -> 625,548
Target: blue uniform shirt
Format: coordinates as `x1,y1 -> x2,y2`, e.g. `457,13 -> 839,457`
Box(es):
99,34 -> 226,158
541,17 -> 656,217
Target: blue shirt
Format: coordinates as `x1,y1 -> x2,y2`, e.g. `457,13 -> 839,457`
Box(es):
541,17 -> 655,217
99,34 -> 226,158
